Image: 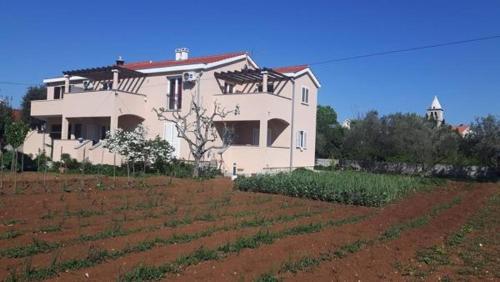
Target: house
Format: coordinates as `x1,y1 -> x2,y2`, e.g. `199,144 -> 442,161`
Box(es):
452,124 -> 471,137
23,49 -> 320,175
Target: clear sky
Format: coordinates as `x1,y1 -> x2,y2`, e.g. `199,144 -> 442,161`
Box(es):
1,0 -> 499,125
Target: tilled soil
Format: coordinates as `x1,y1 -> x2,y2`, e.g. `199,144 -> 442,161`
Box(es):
0,173 -> 498,281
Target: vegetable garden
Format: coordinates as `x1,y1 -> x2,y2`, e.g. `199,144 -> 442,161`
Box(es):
0,172 -> 497,281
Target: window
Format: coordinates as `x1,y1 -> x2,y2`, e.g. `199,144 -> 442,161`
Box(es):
301,87 -> 309,104
50,124 -> 62,140
167,77 -> 182,110
296,130 -> 307,149
224,82 -> 234,94
74,124 -> 82,139
251,128 -> 259,145
257,83 -> 274,93
54,86 -> 64,99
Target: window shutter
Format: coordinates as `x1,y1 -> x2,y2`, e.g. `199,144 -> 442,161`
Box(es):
296,131 -> 300,148
303,131 -> 307,149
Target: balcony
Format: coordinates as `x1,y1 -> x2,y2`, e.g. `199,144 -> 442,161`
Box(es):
213,92 -> 292,121
31,90 -> 147,118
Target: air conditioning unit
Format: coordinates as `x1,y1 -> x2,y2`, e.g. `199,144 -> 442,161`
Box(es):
183,71 -> 198,82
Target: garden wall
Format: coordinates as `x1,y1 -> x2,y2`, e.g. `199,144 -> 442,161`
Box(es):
315,158 -> 498,180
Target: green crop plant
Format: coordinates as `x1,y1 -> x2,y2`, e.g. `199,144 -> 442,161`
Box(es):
235,170 -> 445,207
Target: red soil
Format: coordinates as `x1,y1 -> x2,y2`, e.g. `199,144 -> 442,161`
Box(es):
0,173 -> 497,281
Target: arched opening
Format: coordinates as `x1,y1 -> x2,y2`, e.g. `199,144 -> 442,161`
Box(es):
267,118 -> 289,147
118,114 -> 145,131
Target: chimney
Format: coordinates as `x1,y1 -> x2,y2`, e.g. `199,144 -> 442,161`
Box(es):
175,48 -> 189,61
116,56 -> 125,66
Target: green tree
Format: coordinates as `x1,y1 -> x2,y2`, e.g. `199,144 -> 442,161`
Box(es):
463,115 -> 500,168
21,86 -> 46,128
0,97 -> 13,147
315,105 -> 344,158
342,112 -> 462,169
5,121 -> 29,171
342,111 -> 386,161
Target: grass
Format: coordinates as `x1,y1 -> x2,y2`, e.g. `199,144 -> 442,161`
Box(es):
235,170 -> 444,207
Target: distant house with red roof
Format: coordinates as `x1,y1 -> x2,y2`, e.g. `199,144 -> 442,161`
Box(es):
24,48 -> 321,175
11,109 -> 22,122
452,124 -> 471,137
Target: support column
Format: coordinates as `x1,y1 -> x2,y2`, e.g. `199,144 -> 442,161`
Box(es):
112,69 -> 119,90
64,75 -> 70,94
110,115 -> 118,135
70,122 -> 75,140
259,119 -> 268,147
61,117 -> 69,140
261,70 -> 268,93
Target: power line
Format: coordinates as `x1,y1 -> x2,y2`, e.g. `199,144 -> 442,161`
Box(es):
1,34 -> 499,87
309,34 -> 500,66
0,81 -> 36,86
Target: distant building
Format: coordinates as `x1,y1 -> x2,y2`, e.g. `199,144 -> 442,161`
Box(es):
341,119 -> 351,129
426,96 -> 444,126
11,109 -> 22,122
452,124 -> 471,137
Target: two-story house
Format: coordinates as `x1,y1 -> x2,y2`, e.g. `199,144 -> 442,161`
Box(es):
24,49 -> 320,175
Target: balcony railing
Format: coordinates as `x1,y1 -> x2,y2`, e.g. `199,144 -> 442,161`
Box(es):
31,90 -> 146,118
213,92 -> 292,121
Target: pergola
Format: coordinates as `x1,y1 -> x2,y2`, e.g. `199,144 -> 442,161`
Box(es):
62,65 -> 146,93
214,68 -> 291,94
63,65 -> 144,81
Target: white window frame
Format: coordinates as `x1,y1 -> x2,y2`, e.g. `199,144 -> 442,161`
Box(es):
166,76 -> 182,111
301,86 -> 309,105
296,130 -> 307,150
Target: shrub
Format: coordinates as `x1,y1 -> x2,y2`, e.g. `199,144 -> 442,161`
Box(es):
235,170 -> 444,207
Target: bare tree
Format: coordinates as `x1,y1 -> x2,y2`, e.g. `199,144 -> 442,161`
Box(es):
154,99 -> 238,177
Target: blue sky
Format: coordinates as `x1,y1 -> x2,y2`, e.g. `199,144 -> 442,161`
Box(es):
0,0 -> 499,125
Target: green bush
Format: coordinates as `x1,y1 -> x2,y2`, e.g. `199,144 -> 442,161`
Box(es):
235,170 -> 444,207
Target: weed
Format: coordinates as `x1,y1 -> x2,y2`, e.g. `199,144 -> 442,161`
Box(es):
39,225 -> 62,233
255,272 -> 281,282
1,238 -> 60,258
0,230 -> 22,240
333,240 -> 371,258
416,246 -> 450,266
280,256 -> 320,274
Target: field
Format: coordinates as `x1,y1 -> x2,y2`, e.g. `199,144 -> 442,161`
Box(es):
0,172 -> 498,281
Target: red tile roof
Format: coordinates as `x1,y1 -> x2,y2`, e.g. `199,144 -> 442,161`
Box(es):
124,52 -> 247,70
273,65 -> 309,73
453,124 -> 470,135
11,109 -> 22,122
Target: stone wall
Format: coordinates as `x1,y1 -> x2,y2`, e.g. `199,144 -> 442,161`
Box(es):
316,159 -> 498,180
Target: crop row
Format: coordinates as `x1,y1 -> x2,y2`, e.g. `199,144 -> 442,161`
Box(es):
235,170 -> 444,206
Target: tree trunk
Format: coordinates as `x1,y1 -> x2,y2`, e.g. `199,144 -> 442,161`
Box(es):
127,162 -> 130,186
0,153 -> 3,192
13,151 -> 18,191
193,157 -> 200,178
